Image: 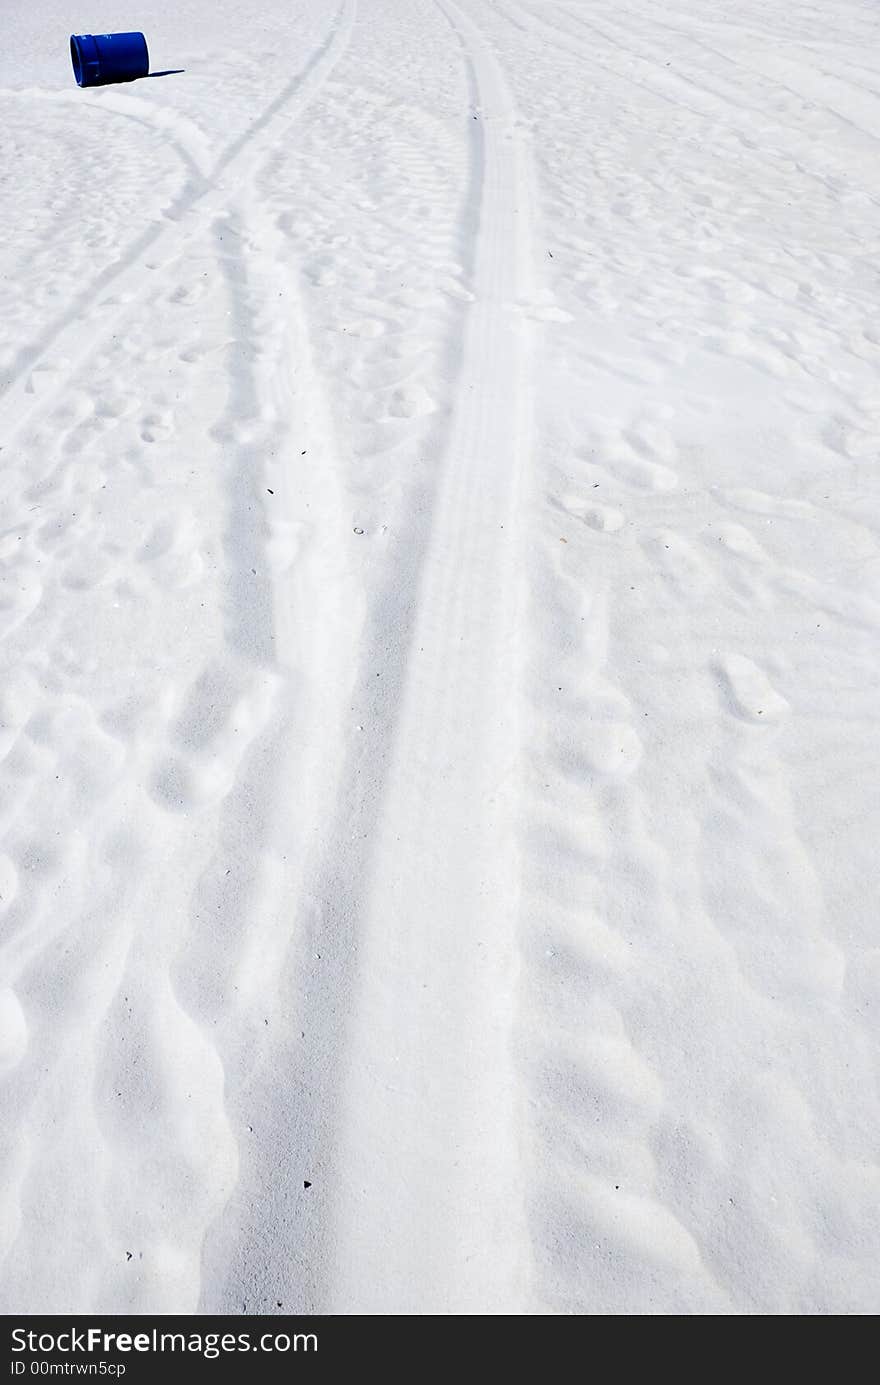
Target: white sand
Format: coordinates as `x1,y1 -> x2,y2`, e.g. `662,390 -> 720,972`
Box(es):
1,0 -> 878,1315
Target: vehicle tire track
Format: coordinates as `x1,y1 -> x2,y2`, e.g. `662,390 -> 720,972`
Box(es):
315,0 -> 535,1313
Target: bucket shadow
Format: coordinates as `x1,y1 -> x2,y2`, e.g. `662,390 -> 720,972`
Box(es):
147,68 -> 185,78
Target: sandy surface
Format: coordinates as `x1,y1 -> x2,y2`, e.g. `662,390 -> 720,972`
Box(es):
1,0 -> 878,1315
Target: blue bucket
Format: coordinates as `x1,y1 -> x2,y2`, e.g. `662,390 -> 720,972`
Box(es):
70,32 -> 150,87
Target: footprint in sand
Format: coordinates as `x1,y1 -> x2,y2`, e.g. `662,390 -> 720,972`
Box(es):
148,664 -> 281,813
24,364 -> 62,396
556,722 -> 643,780
580,418 -> 679,492
710,522 -> 769,564
580,722 -> 643,777
148,755 -> 237,813
305,260 -> 338,288
823,416 -> 875,460
96,393 -> 138,422
140,411 -> 174,444
52,392 -> 94,430
643,529 -> 715,590
608,449 -> 678,493
60,553 -> 115,592
716,653 -> 789,724
515,292 -> 574,324
561,495 -> 625,533
340,318 -> 386,339
25,704 -> 125,807
168,281 -> 208,308
178,343 -> 206,364
137,518 -> 206,589
385,384 -> 437,419
625,421 -> 679,468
